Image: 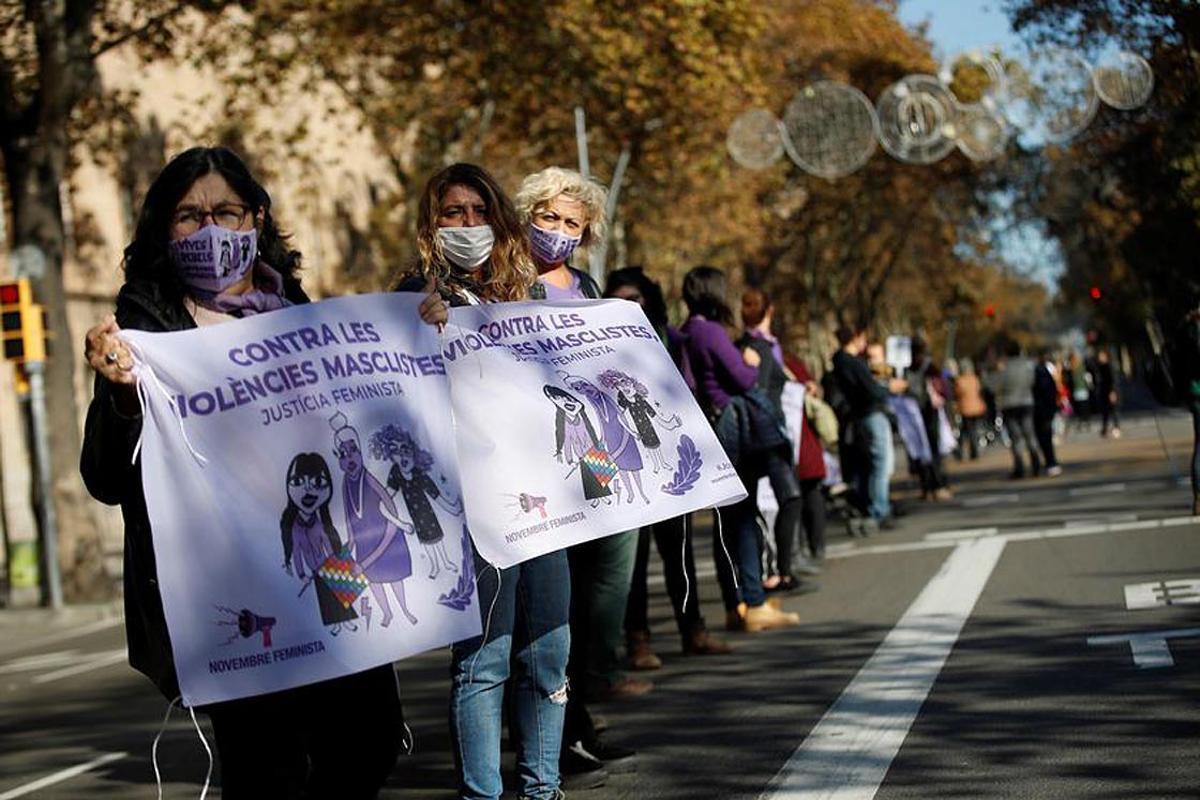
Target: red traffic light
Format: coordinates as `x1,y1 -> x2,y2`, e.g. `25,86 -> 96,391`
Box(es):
1089,286 -> 1102,300
0,283 -> 20,305
983,303 -> 996,318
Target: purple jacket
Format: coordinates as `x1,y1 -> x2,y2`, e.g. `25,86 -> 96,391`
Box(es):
680,315 -> 757,413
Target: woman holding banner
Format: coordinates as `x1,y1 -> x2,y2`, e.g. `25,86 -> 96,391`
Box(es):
81,147 -> 403,799
399,162 -> 573,800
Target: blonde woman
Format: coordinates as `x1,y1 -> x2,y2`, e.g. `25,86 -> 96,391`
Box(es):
514,165 -> 607,300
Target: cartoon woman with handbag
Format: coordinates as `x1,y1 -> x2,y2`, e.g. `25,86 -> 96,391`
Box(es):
544,385 -> 615,506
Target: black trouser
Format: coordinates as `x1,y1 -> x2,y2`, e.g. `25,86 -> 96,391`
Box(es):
1002,405 -> 1041,476
797,477 -> 827,559
624,515 -> 706,643
961,415 -> 982,459
1034,411 -> 1058,468
206,664 -> 403,799
917,407 -> 948,493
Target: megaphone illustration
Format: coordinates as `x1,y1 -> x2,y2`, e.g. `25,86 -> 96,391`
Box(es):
237,609 -> 276,648
519,493 -> 548,519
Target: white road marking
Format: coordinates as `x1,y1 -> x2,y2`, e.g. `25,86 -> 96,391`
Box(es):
31,649 -> 128,684
0,752 -> 126,800
961,494 -> 1020,508
760,537 -> 1006,800
1124,579 -> 1200,610
1087,628 -> 1200,668
924,527 -> 999,542
1068,482 -> 1126,497
0,650 -> 83,674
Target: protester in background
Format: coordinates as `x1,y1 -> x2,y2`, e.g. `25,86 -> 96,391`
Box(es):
515,166 -> 643,785
832,328 -> 906,528
904,337 -> 952,501
1172,302 -> 1200,515
781,349 -> 830,564
955,359 -> 987,460
1033,350 -> 1063,477
1094,348 -> 1122,439
401,162 -> 569,800
988,341 -> 1041,479
737,288 -> 818,591
1064,351 -> 1092,433
681,266 -> 801,632
612,267 -> 733,669
82,146 -> 403,799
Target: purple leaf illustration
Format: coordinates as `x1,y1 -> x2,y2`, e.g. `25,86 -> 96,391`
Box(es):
661,435 -> 702,496
438,525 -> 476,611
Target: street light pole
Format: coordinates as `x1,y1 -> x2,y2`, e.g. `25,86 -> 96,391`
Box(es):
23,361 -> 62,609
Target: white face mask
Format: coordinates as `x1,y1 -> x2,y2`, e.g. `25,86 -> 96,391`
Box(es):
437,225 -> 495,271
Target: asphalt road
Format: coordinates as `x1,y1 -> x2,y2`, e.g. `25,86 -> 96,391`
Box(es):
1,410 -> 1196,799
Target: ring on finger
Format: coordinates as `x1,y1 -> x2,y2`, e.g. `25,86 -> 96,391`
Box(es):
105,351 -> 119,364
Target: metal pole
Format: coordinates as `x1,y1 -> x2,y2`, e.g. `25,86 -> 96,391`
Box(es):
574,106 -> 590,178
589,145 -> 632,284
24,361 -> 62,609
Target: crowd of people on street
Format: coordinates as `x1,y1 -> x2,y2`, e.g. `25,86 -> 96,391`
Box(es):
77,146 -> 1197,800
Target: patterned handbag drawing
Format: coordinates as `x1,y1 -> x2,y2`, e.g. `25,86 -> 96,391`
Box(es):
317,548 -> 369,609
581,446 -> 619,487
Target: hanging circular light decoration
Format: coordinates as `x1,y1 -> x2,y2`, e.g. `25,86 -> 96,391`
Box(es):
939,49 -> 1008,111
955,104 -> 1009,162
1001,48 -> 1098,143
1092,50 -> 1154,110
726,108 -> 785,170
780,81 -> 879,179
876,74 -> 958,165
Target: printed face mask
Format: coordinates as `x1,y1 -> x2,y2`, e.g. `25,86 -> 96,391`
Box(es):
438,225 -> 495,271
169,224 -> 259,295
529,224 -> 583,266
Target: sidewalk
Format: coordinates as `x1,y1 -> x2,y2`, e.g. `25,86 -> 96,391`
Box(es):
0,599 -> 124,658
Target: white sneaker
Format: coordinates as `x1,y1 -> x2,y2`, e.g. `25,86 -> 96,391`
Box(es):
1046,465 -> 1063,477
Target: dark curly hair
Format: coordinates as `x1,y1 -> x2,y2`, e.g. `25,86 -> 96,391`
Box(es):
122,146 -> 301,304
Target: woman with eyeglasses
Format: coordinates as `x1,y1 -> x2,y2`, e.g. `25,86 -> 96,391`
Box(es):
80,146 -> 403,799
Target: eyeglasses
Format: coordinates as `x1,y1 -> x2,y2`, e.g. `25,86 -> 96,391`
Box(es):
172,203 -> 252,234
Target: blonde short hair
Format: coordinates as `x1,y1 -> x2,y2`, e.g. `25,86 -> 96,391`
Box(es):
515,166 -> 609,248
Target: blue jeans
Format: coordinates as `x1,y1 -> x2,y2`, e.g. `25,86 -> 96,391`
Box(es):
450,549 -> 570,800
860,411 -> 893,520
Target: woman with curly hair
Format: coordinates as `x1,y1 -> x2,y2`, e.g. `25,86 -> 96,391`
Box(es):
370,424 -> 463,579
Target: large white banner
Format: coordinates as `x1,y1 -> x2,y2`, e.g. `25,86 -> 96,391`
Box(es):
441,298 -> 747,568
125,294 -> 480,707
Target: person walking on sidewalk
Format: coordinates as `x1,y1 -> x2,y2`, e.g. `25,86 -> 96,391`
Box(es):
955,359 -> 987,460
1033,350 -> 1063,476
989,341 -> 1041,479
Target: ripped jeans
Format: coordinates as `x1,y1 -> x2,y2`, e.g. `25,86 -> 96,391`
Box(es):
450,548 -> 571,800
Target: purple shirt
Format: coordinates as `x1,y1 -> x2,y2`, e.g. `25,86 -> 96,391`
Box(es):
538,270 -> 584,301
681,315 -> 757,412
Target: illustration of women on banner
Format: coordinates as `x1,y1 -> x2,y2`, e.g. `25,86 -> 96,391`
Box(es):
280,453 -> 359,635
544,385 -> 616,506
330,412 -> 418,627
370,423 -> 464,580
597,368 -> 682,475
561,371 -> 650,504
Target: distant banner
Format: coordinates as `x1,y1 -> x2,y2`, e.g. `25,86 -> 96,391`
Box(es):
125,294 -> 480,707
441,299 -> 746,568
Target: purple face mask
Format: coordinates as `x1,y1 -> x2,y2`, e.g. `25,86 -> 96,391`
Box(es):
169,224 -> 259,295
529,224 -> 582,266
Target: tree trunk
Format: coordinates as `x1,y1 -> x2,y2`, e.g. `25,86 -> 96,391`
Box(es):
3,134 -> 110,601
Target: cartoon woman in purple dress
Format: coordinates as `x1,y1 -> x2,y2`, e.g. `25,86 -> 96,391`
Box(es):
544,385 -> 613,506
329,412 -> 417,628
597,368 -> 680,474
280,452 -> 358,635
561,372 -> 650,504
369,424 -> 463,580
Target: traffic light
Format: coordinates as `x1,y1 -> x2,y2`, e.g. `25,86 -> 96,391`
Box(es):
1089,286 -> 1102,301
983,303 -> 996,318
0,278 -> 47,363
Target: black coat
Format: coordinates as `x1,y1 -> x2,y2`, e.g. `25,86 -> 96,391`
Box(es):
80,277 -> 308,700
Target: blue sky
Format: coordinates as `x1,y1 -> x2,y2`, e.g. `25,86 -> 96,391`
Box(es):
897,0 -> 1024,62
897,1 -> 1063,288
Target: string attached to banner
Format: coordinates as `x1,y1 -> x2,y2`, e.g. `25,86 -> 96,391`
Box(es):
151,695 -> 213,800
712,505 -> 737,591
123,336 -> 209,468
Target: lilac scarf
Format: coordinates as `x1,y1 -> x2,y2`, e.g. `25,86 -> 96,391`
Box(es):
196,261 -> 292,317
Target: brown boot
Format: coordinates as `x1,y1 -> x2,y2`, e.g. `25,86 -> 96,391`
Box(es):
591,676 -> 654,702
626,630 -> 663,671
724,602 -> 747,632
742,602 -> 800,632
682,627 -> 733,655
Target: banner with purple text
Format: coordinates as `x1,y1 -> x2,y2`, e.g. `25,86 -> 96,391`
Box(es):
124,294 -> 480,707
442,299 -> 747,568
